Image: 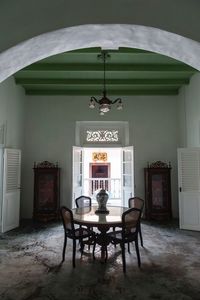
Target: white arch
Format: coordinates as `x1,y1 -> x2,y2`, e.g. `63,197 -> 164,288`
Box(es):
0,24 -> 200,83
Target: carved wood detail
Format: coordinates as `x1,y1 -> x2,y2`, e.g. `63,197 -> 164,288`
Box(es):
148,161 -> 171,169
34,160 -> 58,168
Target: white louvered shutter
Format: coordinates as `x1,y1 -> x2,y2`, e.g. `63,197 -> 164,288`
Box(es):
6,149 -> 21,192
1,148 -> 21,233
178,148 -> 200,231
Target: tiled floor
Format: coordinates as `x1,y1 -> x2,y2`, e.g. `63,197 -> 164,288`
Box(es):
0,220 -> 200,300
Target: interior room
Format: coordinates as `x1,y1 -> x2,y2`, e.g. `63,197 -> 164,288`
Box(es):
0,1 -> 200,299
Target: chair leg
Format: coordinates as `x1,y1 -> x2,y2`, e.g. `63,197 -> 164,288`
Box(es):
62,234 -> 67,262
87,226 -> 93,250
121,243 -> 126,273
80,239 -> 84,256
128,242 -> 130,253
135,238 -> 141,268
105,246 -> 108,262
72,239 -> 76,268
92,239 -> 96,260
139,223 -> 143,247
113,227 -> 116,248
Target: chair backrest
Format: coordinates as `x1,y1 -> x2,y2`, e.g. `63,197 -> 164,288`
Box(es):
122,207 -> 142,241
60,206 -> 75,234
75,196 -> 92,208
128,197 -> 144,211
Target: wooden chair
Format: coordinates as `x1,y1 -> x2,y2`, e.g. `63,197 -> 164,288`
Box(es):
108,207 -> 142,273
75,195 -> 94,249
75,195 -> 92,208
60,206 -> 96,267
128,197 -> 144,247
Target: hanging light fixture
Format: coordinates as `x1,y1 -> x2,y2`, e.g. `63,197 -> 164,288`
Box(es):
89,51 -> 123,115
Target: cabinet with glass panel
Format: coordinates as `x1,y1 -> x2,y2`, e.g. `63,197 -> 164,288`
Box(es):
144,161 -> 172,221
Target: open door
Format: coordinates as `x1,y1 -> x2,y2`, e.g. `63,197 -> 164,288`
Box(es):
122,146 -> 134,207
1,148 -> 21,233
178,148 -> 200,231
72,146 -> 83,208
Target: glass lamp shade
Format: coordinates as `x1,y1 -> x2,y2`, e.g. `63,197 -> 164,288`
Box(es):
99,103 -> 111,113
99,110 -> 105,116
117,101 -> 123,110
89,99 -> 95,109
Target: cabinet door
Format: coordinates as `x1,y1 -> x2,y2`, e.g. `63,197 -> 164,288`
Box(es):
36,171 -> 58,211
145,167 -> 171,220
34,168 -> 60,219
150,170 -> 171,212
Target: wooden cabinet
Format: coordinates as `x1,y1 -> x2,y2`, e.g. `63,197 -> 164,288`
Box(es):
33,161 -> 60,222
144,161 -> 172,221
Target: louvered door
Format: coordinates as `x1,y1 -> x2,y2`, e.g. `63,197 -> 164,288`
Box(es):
122,146 -> 134,207
72,146 -> 83,207
178,148 -> 200,231
1,148 -> 21,233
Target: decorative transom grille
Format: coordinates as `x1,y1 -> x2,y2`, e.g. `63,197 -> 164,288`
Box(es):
86,130 -> 119,142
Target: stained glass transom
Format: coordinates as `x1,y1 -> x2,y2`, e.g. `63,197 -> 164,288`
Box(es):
86,130 -> 119,142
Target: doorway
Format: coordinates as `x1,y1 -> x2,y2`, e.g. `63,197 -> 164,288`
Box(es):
72,146 -> 134,207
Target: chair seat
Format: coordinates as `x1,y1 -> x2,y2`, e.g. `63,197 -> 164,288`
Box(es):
66,227 -> 95,239
108,230 -> 137,243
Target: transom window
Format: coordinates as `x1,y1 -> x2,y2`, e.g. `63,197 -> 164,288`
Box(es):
76,121 -> 129,147
86,130 -> 119,142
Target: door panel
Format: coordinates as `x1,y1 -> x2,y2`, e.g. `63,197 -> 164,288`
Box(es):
122,146 -> 134,207
178,148 -> 200,231
2,148 -> 21,233
72,146 -> 83,207
181,193 -> 200,228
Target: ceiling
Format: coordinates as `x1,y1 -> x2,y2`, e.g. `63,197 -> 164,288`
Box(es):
14,47 -> 198,96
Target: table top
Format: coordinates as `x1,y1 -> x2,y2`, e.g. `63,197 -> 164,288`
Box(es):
72,205 -> 128,227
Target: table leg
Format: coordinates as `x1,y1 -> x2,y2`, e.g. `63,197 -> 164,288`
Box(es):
96,225 -> 111,263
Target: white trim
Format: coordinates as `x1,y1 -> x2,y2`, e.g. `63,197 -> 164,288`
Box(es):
0,24 -> 200,83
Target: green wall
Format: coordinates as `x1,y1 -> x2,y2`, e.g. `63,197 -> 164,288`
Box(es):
3,73 -> 200,221
21,94 -> 179,218
3,74 -> 200,217
0,77 -> 25,148
0,77 -> 25,225
183,73 -> 200,147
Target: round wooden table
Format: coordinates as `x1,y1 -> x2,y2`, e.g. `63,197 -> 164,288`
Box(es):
72,205 -> 128,262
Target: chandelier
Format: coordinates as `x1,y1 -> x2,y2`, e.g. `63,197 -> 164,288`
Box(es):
89,51 -> 123,115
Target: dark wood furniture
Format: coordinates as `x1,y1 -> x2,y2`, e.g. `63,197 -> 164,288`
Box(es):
72,205 -> 128,262
128,197 -> 144,247
60,206 -> 96,268
108,207 -> 142,273
144,161 -> 172,221
33,161 -> 60,222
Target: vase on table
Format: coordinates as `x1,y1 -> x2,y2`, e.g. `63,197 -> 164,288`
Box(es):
95,189 -> 109,214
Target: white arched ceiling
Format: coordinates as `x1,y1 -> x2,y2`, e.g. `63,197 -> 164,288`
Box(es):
0,24 -> 200,83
